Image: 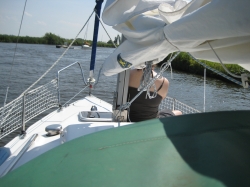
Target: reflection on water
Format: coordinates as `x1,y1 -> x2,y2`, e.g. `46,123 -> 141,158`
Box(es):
0,43 -> 249,146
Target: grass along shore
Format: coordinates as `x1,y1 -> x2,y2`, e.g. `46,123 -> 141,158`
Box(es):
159,52 -> 249,85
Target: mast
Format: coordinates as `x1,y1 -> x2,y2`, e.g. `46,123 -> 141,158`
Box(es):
113,36 -> 129,122
88,0 -> 103,93
90,0 -> 103,76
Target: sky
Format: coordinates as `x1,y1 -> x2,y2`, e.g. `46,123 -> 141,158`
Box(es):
0,0 -> 120,42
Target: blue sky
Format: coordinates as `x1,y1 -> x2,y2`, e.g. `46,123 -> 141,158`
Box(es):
0,0 -> 119,42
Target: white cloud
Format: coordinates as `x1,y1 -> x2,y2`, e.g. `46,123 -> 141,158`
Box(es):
25,11 -> 32,17
37,21 -> 46,26
58,20 -> 81,28
0,15 -> 18,25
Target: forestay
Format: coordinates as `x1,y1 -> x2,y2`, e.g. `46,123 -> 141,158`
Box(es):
102,0 -> 250,76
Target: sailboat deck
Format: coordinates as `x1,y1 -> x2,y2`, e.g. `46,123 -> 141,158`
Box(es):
0,95 -> 131,176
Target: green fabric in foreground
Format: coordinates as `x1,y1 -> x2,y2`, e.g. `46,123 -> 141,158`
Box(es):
1,111 -> 250,187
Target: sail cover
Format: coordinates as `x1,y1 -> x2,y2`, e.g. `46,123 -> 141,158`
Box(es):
102,0 -> 250,76
1,111 -> 250,186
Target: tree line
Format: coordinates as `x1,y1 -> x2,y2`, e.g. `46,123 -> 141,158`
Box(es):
1,33 -> 248,84
0,33 -> 118,48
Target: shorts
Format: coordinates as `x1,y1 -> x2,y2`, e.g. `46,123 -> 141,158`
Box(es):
157,109 -> 175,118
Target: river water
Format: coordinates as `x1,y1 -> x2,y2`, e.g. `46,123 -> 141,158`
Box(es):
0,43 -> 249,146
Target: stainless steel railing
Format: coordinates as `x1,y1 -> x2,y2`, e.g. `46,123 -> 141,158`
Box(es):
159,97 -> 201,114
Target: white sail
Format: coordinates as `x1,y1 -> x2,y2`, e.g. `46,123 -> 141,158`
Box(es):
102,0 -> 250,76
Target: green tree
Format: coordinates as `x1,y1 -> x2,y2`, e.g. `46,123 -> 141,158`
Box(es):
107,39 -> 113,44
43,32 -> 64,45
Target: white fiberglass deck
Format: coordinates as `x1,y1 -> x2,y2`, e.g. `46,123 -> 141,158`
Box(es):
0,95 -> 131,176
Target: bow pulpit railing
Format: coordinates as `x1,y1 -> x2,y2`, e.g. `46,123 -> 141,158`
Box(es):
0,79 -> 58,140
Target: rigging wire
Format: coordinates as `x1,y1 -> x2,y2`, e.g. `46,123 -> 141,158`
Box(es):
204,68 -> 206,112
0,10 -> 95,127
63,85 -> 89,107
21,10 -> 95,95
0,0 -> 28,129
83,21 -> 89,43
3,0 -> 28,106
89,11 -> 118,87
94,12 -> 117,48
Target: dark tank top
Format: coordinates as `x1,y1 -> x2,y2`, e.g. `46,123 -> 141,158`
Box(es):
128,79 -> 164,122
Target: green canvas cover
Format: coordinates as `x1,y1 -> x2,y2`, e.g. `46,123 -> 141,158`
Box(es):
1,111 -> 250,187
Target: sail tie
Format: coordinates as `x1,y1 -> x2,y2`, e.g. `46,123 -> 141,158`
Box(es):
137,61 -> 158,99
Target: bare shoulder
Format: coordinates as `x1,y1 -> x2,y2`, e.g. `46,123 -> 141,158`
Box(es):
157,77 -> 169,87
157,77 -> 169,99
162,77 -> 169,91
163,77 -> 169,85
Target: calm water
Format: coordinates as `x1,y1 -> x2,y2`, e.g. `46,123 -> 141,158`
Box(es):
0,43 -> 249,146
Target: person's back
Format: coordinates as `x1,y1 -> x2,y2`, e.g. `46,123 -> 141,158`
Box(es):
128,68 -> 169,122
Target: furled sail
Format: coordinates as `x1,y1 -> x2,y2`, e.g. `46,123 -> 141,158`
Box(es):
102,0 -> 250,76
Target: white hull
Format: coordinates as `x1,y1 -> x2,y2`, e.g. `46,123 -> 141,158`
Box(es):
82,45 -> 91,49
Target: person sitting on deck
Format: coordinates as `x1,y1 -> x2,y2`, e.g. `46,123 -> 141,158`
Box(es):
127,65 -> 182,122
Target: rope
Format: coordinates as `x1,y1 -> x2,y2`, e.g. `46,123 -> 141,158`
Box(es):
187,53 -> 243,86
208,42 -> 242,79
208,42 -> 250,88
160,53 -> 174,79
120,52 -> 180,112
137,62 -> 158,99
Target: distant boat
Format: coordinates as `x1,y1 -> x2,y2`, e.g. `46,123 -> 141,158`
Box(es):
56,45 -> 74,49
82,21 -> 91,49
82,44 -> 91,49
